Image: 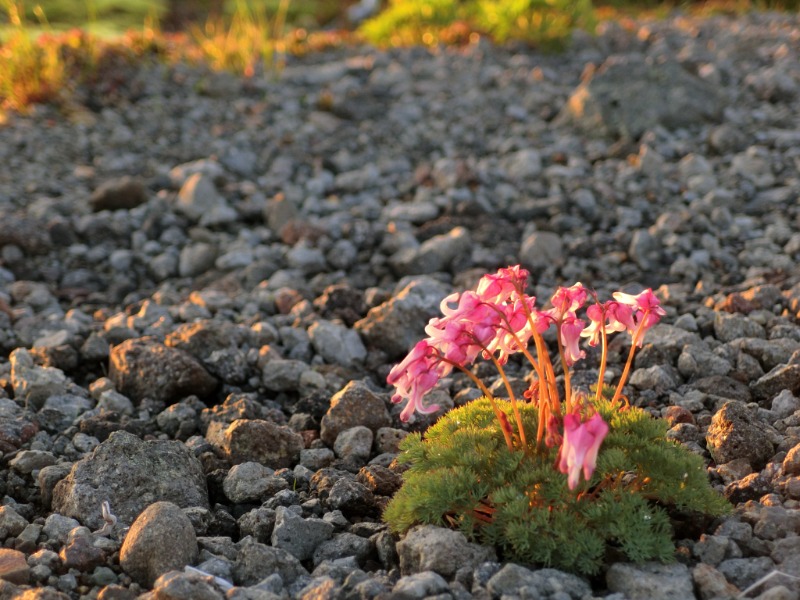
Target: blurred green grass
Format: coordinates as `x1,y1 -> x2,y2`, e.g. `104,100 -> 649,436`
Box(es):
3,0 -> 344,35
5,0 -> 800,39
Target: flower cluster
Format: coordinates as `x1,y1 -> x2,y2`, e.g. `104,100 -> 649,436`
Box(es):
387,265 -> 665,490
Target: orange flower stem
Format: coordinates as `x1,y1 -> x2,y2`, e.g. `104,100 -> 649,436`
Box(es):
610,311 -> 649,408
595,325 -> 608,404
488,354 -> 527,449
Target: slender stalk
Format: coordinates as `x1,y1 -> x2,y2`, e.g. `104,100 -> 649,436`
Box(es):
553,325 -> 573,414
536,398 -> 549,447
487,354 -> 527,448
610,311 -> 649,408
595,324 -> 608,404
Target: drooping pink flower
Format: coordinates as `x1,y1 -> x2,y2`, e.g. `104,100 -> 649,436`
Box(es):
557,412 -> 609,490
427,291 -> 501,365
485,296 -> 537,364
581,300 -> 636,346
559,312 -> 586,366
548,283 -> 587,321
387,340 -> 449,422
476,265 -> 530,304
612,289 -> 666,342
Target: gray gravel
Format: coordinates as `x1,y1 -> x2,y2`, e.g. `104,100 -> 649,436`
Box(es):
0,10 -> 799,599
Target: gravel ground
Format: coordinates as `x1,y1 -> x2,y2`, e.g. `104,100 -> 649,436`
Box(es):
0,10 -> 800,600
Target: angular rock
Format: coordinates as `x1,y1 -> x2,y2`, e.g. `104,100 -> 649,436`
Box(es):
714,311 -> 766,342
487,563 -> 592,599
222,462 -> 287,504
312,532 -> 371,568
149,570 -> 226,600
206,419 -> 303,469
10,348 -> 69,410
176,173 -> 236,226
271,506 -> 334,561
324,479 -> 376,517
397,525 -> 496,578
752,364 -> 800,403
393,571 -> 449,598
558,55 -> 725,139
355,276 -> 451,360
59,535 -> 106,571
606,562 -> 694,600
261,359 -> 308,393
120,501 -> 198,588
691,564 -> 743,600
320,380 -> 391,446
356,465 -> 403,497
333,426 -> 374,462
164,320 -> 246,362
519,230 -> 564,270
389,226 -> 472,276
0,507 -> 27,539
308,320 -> 367,368
109,337 -> 217,404
0,548 -> 30,584
233,539 -> 308,587
90,176 -> 148,212
52,431 -> 208,529
237,507 -> 277,544
706,401 -> 776,470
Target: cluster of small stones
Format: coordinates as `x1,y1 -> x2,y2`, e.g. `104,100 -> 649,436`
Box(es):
0,9 -> 799,600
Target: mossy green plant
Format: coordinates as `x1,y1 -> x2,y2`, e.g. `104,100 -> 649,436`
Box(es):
384,395 -> 730,576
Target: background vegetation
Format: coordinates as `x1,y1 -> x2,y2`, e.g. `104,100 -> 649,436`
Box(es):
1,0 -> 799,115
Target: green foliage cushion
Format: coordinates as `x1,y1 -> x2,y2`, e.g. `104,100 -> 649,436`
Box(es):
384,397 -> 730,576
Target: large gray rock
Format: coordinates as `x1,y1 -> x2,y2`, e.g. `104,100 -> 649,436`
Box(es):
706,401 -> 776,470
355,276 -> 451,360
149,570 -> 226,600
393,571 -> 450,598
714,312 -> 766,342
271,506 -> 334,561
397,525 -> 496,579
320,380 -> 391,446
9,348 -> 69,410
52,431 -> 209,529
222,462 -> 287,504
109,337 -> 217,405
752,364 -> 800,403
176,173 -> 236,226
206,419 -> 304,469
233,538 -> 308,587
120,501 -> 198,588
389,226 -> 472,276
606,562 -> 694,600
90,176 -> 148,212
487,564 -> 592,599
308,319 -> 367,368
519,231 -> 564,270
557,55 -> 725,139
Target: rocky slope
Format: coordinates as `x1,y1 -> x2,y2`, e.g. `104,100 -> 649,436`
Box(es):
0,10 -> 799,600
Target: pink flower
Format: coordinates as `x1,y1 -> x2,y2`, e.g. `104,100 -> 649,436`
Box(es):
548,283 -> 587,320
476,265 -> 529,304
387,340 -> 448,422
581,301 -> 636,346
427,291 -> 500,365
559,312 -> 586,366
557,412 -> 609,490
613,289 -> 666,343
486,297 -> 536,364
